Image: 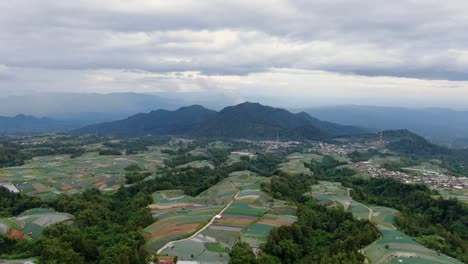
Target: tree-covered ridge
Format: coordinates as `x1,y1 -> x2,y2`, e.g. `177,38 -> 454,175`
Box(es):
347,177 -> 468,262
231,156 -> 379,264
259,199 -> 379,264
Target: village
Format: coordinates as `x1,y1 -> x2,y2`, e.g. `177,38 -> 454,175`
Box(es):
356,161 -> 468,190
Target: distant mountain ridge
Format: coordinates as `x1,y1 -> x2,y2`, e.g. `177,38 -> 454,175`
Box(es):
74,102 -> 367,139
303,105 -> 468,145
0,115 -> 80,134
74,105 -> 217,137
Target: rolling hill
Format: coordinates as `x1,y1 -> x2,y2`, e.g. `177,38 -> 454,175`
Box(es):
0,115 -> 80,134
192,102 -> 365,139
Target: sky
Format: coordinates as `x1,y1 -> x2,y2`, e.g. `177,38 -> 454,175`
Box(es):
1,0 -> 468,108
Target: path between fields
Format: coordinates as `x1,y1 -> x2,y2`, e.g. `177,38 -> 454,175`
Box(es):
156,182 -> 240,255
348,189 -> 374,264
347,190 -> 372,220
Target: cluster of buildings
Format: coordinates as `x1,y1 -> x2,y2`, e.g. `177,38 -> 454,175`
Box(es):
314,142 -> 356,155
356,161 -> 468,189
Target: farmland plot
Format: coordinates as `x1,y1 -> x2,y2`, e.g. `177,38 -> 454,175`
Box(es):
155,174 -> 297,263
0,208 -> 74,240
0,151 -> 168,198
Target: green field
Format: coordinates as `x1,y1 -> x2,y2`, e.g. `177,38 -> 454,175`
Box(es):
0,151 -> 169,198
437,189 -> 468,205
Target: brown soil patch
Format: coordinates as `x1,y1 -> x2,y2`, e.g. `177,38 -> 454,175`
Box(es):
94,181 -> 105,187
61,184 -> 73,190
32,183 -> 50,193
7,228 -> 25,240
235,197 -> 258,203
215,217 -> 256,226
150,224 -> 199,240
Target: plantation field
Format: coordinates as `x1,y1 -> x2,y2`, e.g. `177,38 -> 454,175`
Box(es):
156,174 -> 297,263
176,160 -> 215,170
437,189 -> 468,205
364,228 -> 462,264
144,177 -> 238,252
309,182 -> 462,264
0,208 -> 74,240
278,159 -> 311,176
287,152 -> 323,163
0,151 -> 168,198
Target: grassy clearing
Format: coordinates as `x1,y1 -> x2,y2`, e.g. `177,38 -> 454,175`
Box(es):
205,242 -> 226,253
278,159 -> 312,176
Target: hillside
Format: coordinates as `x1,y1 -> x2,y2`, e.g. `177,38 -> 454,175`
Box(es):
192,102 -> 365,139
74,105 -> 217,137
0,115 -> 79,134
303,105 -> 468,145
74,102 -> 366,139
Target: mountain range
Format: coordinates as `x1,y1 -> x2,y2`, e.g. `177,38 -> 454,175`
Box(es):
74,102 -> 366,139
0,115 -> 79,134
303,105 -> 468,145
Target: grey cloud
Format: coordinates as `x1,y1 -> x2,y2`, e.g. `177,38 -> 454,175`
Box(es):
1,0 -> 468,92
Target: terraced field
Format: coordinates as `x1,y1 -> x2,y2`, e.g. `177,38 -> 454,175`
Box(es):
0,208 -> 74,240
0,151 -> 168,198
309,181 -> 462,264
152,174 -> 297,263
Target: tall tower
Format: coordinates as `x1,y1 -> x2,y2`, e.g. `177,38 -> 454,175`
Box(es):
276,128 -> 279,143
379,130 -> 384,145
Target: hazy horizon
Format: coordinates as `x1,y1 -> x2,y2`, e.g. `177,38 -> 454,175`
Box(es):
0,92 -> 468,118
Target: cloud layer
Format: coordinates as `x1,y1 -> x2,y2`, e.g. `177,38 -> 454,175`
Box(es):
1,0 -> 468,107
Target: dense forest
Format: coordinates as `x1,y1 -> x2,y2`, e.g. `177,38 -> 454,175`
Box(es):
1,182 -> 156,263
347,178 -> 468,262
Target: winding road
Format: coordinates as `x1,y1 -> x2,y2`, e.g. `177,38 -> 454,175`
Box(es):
156,182 -> 240,255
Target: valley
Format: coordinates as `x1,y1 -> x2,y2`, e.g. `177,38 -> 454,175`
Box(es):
0,103 -> 467,264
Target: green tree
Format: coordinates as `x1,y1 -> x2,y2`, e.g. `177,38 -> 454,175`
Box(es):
229,241 -> 257,264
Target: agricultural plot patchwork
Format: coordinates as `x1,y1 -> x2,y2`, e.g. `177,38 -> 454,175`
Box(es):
144,179 -> 238,252
153,174 -> 297,263
0,151 -> 168,198
0,208 -> 74,240
309,181 -> 463,264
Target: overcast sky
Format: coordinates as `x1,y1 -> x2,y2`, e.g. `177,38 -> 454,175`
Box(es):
1,0 -> 468,108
